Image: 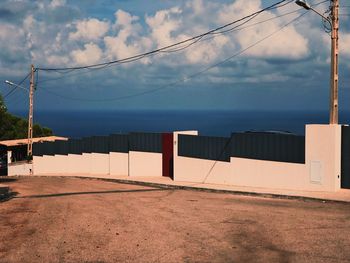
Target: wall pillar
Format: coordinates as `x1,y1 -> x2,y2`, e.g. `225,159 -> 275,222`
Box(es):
305,124 -> 342,191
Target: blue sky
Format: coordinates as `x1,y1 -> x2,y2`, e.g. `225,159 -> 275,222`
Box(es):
0,0 -> 349,112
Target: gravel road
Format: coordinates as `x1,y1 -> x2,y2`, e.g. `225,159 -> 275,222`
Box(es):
1,176 -> 350,263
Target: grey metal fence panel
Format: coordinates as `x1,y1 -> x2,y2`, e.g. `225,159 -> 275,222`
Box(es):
341,126 -> 350,189
91,136 -> 109,154
178,135 -> 231,162
82,137 -> 92,153
33,142 -> 44,156
41,141 -> 56,156
129,132 -> 162,153
231,132 -> 305,163
109,134 -> 129,153
68,139 -> 83,155
54,140 -> 68,155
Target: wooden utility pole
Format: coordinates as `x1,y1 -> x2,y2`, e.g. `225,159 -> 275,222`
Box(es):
330,0 -> 339,124
27,64 -> 35,157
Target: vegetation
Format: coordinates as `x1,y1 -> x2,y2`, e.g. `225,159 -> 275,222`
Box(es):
0,95 -> 53,140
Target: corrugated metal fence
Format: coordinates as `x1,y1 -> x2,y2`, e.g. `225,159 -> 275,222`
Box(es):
178,135 -> 231,162
33,131 -> 305,164
178,132 -> 305,164
33,133 -> 161,156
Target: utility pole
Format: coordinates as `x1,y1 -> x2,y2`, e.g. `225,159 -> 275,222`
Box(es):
330,0 -> 339,124
27,64 -> 35,158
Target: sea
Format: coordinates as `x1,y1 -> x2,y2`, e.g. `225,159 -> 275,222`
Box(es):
11,110 -> 350,139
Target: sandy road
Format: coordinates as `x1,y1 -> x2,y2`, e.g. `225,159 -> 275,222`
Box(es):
1,176 -> 350,263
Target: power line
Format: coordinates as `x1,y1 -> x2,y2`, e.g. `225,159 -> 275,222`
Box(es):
38,11 -> 307,102
3,71 -> 31,99
36,0 -> 327,85
37,0 -> 291,72
37,6 -> 308,85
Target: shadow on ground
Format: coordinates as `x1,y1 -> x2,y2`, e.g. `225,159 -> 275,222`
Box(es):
0,191 -> 18,202
0,177 -> 17,183
15,188 -> 171,199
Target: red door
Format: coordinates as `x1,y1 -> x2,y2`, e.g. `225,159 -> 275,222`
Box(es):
162,133 -> 174,179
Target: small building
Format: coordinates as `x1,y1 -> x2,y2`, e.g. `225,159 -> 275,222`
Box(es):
0,136 -> 68,175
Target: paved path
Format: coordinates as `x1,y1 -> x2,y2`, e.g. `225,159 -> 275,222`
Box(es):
1,176 -> 350,263
102,175 -> 350,203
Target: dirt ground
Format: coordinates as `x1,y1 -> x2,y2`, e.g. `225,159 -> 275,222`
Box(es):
1,176 -> 350,263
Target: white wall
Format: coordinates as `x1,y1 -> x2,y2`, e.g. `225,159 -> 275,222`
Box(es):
8,162 -> 33,176
173,125 -> 342,192
27,125 -> 342,192
173,130 -> 199,181
65,154 -> 86,175
50,155 -> 69,174
89,153 -> 109,175
129,151 -> 162,177
33,155 -> 57,175
109,152 -> 128,176
305,124 -> 341,191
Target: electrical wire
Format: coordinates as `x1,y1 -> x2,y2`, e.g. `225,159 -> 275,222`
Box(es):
37,0 -> 290,72
3,71 -> 31,99
37,8 -> 301,84
36,0 -> 328,84
38,12 -> 307,102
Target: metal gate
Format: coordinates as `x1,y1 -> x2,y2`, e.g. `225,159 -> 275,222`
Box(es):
162,133 -> 174,179
341,126 -> 350,189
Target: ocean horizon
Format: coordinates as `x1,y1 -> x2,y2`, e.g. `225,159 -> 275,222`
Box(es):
10,109 -> 350,139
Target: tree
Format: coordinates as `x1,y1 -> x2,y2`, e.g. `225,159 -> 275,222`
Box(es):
0,94 -> 53,140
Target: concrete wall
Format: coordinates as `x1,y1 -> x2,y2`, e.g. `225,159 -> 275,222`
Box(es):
66,154 -> 87,175
8,162 -> 33,176
33,155 -> 57,175
173,130 -> 199,181
50,155 -> 68,174
129,151 -> 162,177
10,126 -> 342,192
109,152 -> 128,176
90,153 -> 109,175
174,125 -> 342,192
305,124 -> 341,191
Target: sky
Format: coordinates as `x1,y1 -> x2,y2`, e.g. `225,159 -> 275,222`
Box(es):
0,0 -> 349,112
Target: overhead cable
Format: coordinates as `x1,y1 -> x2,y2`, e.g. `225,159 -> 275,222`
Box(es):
37,0 -> 290,71
38,12 -> 307,102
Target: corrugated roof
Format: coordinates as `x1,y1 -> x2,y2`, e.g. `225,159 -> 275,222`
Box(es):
0,136 -> 68,147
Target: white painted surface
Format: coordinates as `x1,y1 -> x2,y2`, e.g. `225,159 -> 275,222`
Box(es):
48,155 -> 68,175
175,156 -> 231,183
7,151 -> 12,164
33,155 -> 56,175
173,130 -> 198,182
174,125 -> 342,192
129,151 -> 162,177
29,125 -> 342,192
305,124 -> 341,191
8,162 -> 33,176
109,152 -> 128,176
66,154 -> 86,175
81,153 -> 92,174
90,153 -> 109,175
310,161 -> 322,184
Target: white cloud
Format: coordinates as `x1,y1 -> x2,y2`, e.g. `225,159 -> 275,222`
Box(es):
69,18 -> 110,42
340,33 -> 350,57
46,54 -> 70,66
146,7 -> 183,47
0,23 -> 25,55
50,0 -> 66,9
115,9 -> 139,28
70,43 -> 103,65
217,0 -> 309,59
185,35 -> 230,64
186,0 -> 205,15
104,10 -> 151,63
